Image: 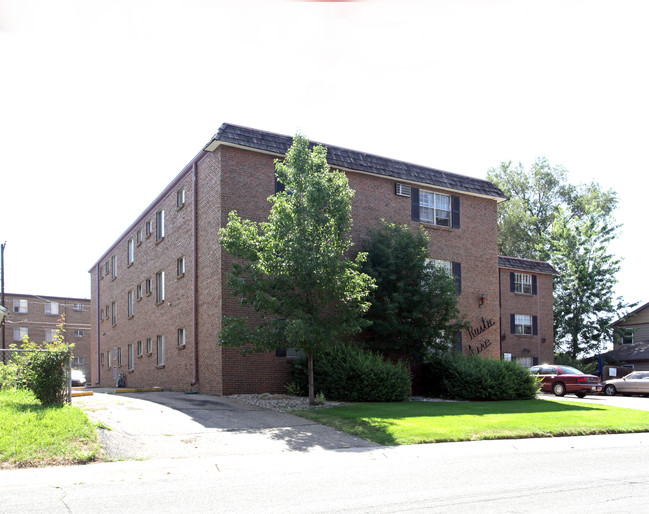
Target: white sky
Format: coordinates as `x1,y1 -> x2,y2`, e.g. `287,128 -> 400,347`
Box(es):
1,0 -> 647,307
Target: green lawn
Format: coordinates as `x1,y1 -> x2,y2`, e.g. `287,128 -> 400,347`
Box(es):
295,398 -> 649,445
0,389 -> 101,468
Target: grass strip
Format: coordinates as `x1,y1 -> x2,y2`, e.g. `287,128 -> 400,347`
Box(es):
0,388 -> 101,468
295,398 -> 649,445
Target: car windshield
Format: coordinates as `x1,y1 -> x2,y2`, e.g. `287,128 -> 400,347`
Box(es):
558,366 -> 584,375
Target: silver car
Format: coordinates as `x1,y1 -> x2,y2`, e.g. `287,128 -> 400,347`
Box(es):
603,371 -> 649,396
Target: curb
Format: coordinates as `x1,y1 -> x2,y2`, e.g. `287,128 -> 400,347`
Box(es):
72,391 -> 94,397
112,387 -> 164,394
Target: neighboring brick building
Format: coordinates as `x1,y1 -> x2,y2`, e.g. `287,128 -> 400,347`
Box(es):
498,257 -> 558,367
89,123 -> 554,394
1,293 -> 91,377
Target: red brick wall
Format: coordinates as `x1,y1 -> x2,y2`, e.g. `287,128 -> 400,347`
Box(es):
499,269 -> 555,365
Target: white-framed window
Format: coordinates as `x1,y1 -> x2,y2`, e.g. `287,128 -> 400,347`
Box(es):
514,314 -> 533,335
105,261 -> 110,276
621,329 -> 634,345
177,188 -> 186,208
13,327 -> 28,341
136,284 -> 143,300
73,303 -> 84,311
177,257 -> 185,276
73,356 -> 84,365
74,329 -> 85,337
145,278 -> 152,296
111,301 -> 117,325
111,254 -> 117,278
105,305 -> 110,320
127,238 -> 134,265
156,335 -> 165,366
177,328 -> 186,347
101,352 -> 105,366
45,301 -> 59,315
45,329 -> 57,343
127,343 -> 134,371
419,191 -> 451,227
146,337 -> 153,355
127,290 -> 134,317
137,340 -> 143,356
145,220 -> 153,237
13,299 -> 28,313
514,273 -> 533,294
156,271 -> 165,303
431,259 -> 452,275
117,347 -> 122,366
136,228 -> 143,245
156,209 -> 165,241
108,351 -> 111,368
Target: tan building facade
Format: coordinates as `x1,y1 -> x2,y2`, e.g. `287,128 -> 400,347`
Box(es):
1,293 -> 91,377
89,123 -> 554,394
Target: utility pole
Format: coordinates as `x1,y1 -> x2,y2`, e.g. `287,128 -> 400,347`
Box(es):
1,242 -> 6,362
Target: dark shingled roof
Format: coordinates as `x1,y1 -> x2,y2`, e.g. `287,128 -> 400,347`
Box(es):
498,256 -> 558,275
603,341 -> 649,362
205,123 -> 507,200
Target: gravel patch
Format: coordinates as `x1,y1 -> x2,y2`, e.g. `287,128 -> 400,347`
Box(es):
228,393 -> 344,412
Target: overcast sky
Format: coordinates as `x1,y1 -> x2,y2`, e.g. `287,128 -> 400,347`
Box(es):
1,0 -> 647,308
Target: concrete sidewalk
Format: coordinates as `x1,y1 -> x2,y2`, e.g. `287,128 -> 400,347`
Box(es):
73,390 -> 378,460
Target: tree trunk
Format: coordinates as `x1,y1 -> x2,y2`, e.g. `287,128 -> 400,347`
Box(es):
308,352 -> 316,406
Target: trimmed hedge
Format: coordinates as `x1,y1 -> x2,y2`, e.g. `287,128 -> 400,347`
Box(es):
291,344 -> 411,402
420,352 -> 538,401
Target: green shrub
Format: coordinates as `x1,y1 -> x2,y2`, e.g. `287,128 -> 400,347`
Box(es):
421,352 -> 538,401
291,343 -> 411,402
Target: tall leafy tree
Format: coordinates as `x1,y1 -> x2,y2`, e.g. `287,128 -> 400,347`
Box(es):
219,134 -> 374,405
488,158 -> 631,356
362,221 -> 466,360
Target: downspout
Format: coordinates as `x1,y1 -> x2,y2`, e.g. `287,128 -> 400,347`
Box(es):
95,263 -> 101,384
191,160 -> 199,387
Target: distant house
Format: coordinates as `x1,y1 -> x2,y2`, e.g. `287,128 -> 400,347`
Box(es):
604,301 -> 649,370
1,293 -> 91,377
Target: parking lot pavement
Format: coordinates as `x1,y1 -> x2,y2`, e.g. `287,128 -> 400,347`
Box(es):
73,391 -> 378,460
539,392 -> 649,410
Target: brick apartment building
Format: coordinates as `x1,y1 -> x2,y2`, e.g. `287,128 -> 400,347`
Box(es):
89,123 -> 555,394
2,293 -> 91,377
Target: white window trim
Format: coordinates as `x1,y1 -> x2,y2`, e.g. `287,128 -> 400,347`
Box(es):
514,314 -> 533,335
515,273 -> 533,294
156,335 -> 165,366
419,190 -> 451,227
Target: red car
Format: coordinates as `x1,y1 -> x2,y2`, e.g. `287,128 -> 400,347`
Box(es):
529,365 -> 602,398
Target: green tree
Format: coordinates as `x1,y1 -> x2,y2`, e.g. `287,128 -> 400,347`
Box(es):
488,158 -> 631,357
219,134 -> 374,405
362,221 -> 466,360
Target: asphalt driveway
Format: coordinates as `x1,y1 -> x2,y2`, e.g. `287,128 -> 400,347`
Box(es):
73,391 -> 377,460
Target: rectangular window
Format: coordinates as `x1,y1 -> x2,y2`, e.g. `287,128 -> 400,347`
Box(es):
137,340 -> 143,356
136,229 -> 143,245
145,220 -> 153,237
108,351 -> 111,368
111,254 -> 117,278
13,299 -> 28,313
105,261 -> 110,276
45,301 -> 59,315
156,335 -> 165,366
118,347 -> 122,366
127,344 -> 134,371
111,301 -> 117,325
156,271 -> 165,303
146,337 -> 153,355
177,257 -> 185,276
14,327 -> 28,341
74,329 -> 85,337
127,290 -> 134,317
145,278 -> 152,296
136,284 -> 143,300
513,314 -> 534,335
127,239 -> 134,265
621,329 -> 634,345
178,328 -> 186,347
101,352 -> 105,366
419,191 -> 450,227
45,329 -> 56,343
105,305 -> 110,320
156,209 -> 165,241
73,303 -> 84,311
73,356 -> 84,365
177,188 -> 186,208
431,259 -> 452,274
514,273 -> 533,294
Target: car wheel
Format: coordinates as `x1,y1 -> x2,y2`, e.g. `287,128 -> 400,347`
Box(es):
553,382 -> 566,397
604,384 -> 617,396
575,392 -> 587,398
